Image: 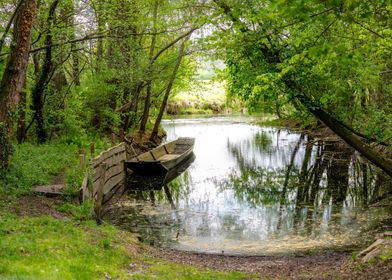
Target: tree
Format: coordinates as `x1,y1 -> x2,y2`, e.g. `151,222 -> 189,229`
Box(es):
0,0 -> 37,171
150,35 -> 191,141
212,0 -> 392,177
31,0 -> 60,143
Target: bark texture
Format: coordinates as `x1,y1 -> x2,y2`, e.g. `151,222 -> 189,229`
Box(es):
0,0 -> 37,171
0,0 -> 37,124
31,0 -> 59,143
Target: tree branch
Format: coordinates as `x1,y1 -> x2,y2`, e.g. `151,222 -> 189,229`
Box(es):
0,0 -> 25,54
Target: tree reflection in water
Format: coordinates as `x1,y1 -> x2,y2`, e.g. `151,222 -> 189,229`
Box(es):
223,130 -> 391,239
108,118 -> 392,254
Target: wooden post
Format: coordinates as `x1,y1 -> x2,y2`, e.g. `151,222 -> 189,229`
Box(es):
81,172 -> 89,202
111,133 -> 116,145
79,148 -> 85,169
89,143 -> 95,158
94,162 -> 107,224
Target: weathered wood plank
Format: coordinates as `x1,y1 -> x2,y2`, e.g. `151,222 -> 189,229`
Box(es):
103,172 -> 124,194
92,143 -> 126,167
92,149 -> 125,168
93,162 -> 124,182
94,162 -> 107,223
92,172 -> 124,197
81,172 -> 90,201
33,184 -> 67,195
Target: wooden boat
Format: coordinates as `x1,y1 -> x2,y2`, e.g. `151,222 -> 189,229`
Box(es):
125,137 -> 195,175
126,153 -> 195,190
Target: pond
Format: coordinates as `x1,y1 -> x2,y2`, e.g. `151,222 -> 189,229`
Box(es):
109,116 -> 392,255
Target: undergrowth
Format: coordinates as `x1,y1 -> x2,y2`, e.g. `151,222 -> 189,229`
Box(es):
0,143 -> 79,194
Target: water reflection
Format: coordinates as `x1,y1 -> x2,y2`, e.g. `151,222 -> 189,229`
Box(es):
109,117 -> 392,255
126,153 -> 196,191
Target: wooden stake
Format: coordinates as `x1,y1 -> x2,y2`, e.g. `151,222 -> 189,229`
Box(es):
94,162 -> 107,224
89,143 -> 95,158
79,153 -> 85,169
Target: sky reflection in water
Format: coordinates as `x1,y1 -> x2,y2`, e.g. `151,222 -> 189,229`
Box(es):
111,116 -> 391,255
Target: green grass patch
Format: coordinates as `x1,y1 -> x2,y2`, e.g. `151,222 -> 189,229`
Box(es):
173,80 -> 226,105
0,215 -> 129,279
0,143 -> 79,193
380,248 -> 392,262
0,141 -> 93,201
0,213 -> 253,279
254,116 -> 310,129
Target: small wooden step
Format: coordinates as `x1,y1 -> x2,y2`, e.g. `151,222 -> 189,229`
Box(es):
33,184 -> 68,195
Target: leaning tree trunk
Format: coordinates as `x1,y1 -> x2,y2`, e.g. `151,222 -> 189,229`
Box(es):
0,0 -> 37,172
150,37 -> 189,142
295,94 -> 392,178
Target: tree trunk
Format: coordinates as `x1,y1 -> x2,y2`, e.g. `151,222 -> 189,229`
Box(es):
139,83 -> 152,132
0,0 -> 37,171
31,0 -> 59,143
306,103 -> 392,177
0,0 -> 25,54
139,0 -> 159,133
16,87 -> 27,144
69,1 -> 80,86
150,37 -> 190,142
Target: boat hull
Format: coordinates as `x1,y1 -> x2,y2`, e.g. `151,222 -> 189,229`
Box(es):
125,137 -> 195,176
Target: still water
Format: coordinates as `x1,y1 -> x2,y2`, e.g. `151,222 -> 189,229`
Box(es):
109,116 -> 392,255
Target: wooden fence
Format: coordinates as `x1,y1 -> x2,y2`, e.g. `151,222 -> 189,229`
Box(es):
82,142 -> 127,221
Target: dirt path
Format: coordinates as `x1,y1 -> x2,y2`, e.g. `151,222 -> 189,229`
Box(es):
146,247 -> 392,279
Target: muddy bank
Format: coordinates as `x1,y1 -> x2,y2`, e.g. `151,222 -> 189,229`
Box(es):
146,247 -> 391,279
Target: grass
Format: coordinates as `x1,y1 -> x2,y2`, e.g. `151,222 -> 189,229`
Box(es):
0,213 -> 252,279
173,80 -> 226,105
0,142 -> 79,193
168,80 -> 228,115
0,215 -> 130,279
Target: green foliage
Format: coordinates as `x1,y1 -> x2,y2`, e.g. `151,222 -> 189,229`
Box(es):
0,143 -> 77,192
57,201 -> 93,221
64,165 -> 84,193
79,69 -> 122,134
213,0 -> 392,145
379,248 -> 392,262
